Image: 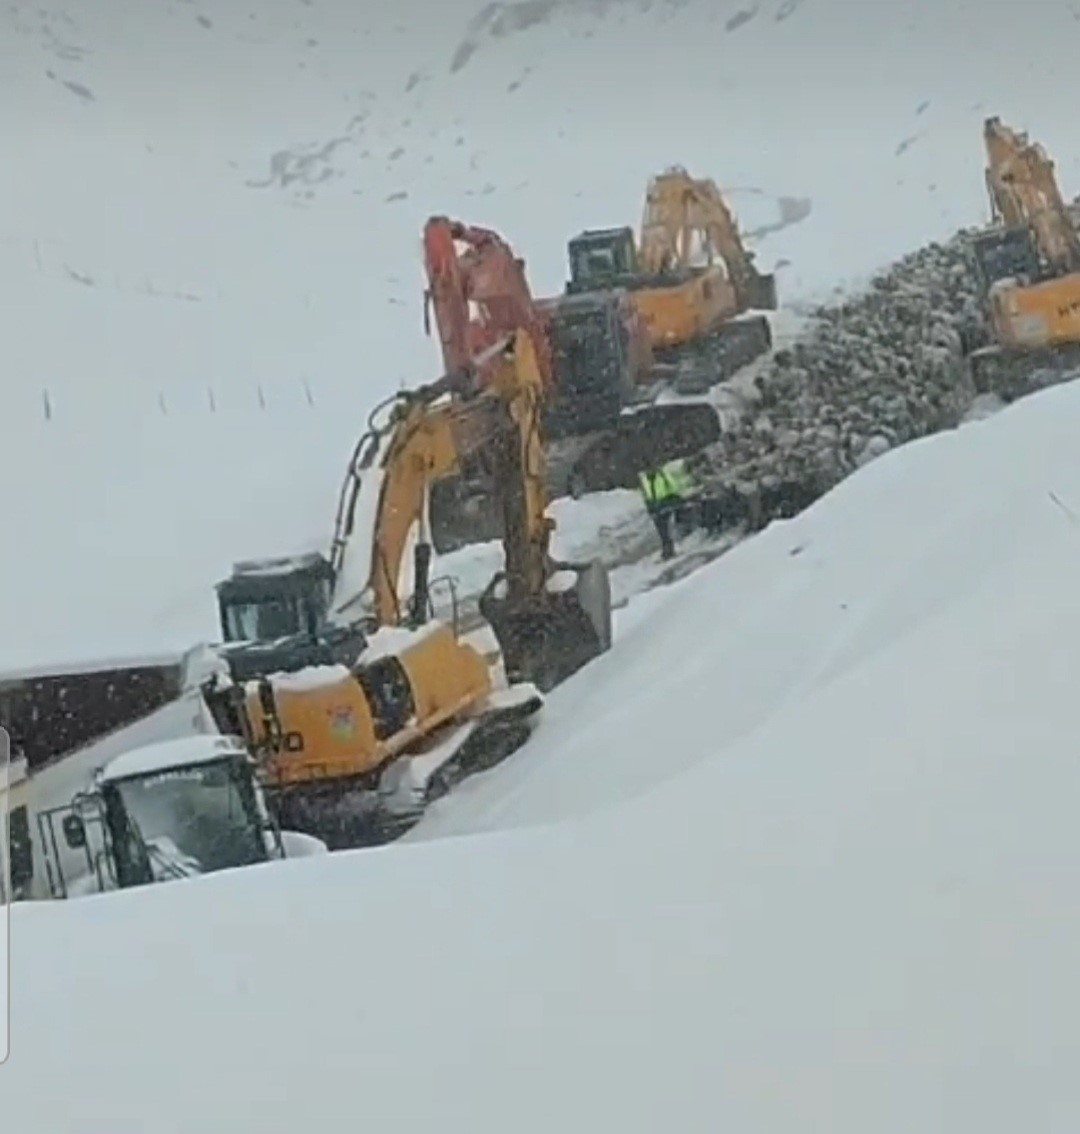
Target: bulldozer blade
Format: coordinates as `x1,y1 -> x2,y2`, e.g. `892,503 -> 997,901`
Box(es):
479,559 -> 612,692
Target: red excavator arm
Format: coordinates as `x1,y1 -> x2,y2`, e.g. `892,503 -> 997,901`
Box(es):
422,216 -> 555,392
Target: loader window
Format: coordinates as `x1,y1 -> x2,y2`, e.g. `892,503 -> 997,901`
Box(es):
107,758 -> 266,886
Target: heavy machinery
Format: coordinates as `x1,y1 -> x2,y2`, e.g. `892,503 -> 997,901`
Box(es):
47,735 -> 327,897
200,328 -> 612,848
967,116 -> 1080,397
422,174 -> 777,548
562,166 -> 778,390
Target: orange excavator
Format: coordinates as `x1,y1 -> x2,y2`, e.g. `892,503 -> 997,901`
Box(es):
421,212 -> 739,549
967,116 -> 1080,397
562,165 -> 778,389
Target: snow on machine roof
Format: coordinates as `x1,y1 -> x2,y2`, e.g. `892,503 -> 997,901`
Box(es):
99,735 -> 249,784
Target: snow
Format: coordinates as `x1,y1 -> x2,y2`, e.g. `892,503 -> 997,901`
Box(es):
98,735 -> 250,784
278,831 -> 329,860
7,370 -> 1080,1129
545,568 -> 580,593
264,663 -> 352,694
9,0 -> 1080,671
359,621 -> 443,664
8,0 -> 1080,1124
231,553 -> 327,578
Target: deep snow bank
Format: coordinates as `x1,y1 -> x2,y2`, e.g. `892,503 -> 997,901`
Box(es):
413,375 -> 1080,837
5,376 -> 1080,1132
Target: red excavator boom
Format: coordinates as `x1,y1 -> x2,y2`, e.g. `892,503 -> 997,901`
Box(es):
422,216 -> 555,393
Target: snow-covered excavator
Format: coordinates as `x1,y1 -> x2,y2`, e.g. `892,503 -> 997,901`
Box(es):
200,327 -> 611,848
967,116 -> 1080,397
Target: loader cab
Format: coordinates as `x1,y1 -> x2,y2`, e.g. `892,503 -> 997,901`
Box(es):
970,226 -> 1042,295
566,227 -> 639,294
61,737 -> 283,891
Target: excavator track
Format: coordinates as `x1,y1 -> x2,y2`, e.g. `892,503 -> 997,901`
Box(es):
666,314 -> 773,396
263,695 -> 541,850
563,401 -> 723,496
967,341 -> 1080,403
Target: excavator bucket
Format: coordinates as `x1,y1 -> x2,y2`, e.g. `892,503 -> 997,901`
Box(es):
479,560 -> 612,693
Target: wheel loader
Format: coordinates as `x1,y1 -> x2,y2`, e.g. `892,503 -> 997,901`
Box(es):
48,735 -> 327,898
200,328 -> 612,849
966,116 -> 1080,399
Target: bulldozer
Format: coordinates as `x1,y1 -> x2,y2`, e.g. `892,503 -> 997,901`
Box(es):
200,327 -> 612,849
966,116 -> 1080,398
422,173 -> 777,549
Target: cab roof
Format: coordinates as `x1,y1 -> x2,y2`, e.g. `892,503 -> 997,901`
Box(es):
99,735 -> 248,784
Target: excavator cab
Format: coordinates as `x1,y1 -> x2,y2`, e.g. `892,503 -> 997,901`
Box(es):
970,226 -> 1042,295
217,553 -> 334,643
566,227 -> 640,293
213,554 -> 369,682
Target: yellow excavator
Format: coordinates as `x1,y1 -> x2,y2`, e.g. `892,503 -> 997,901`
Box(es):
557,165 -> 778,393
967,116 -> 1080,397
201,328 -> 612,848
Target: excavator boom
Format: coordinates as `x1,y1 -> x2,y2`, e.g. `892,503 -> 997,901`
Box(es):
423,217 -> 556,393
638,166 -> 778,311
327,327 -> 611,692
982,117 -> 1080,275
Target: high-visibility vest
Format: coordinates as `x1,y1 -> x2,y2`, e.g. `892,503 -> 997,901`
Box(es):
639,459 -> 695,504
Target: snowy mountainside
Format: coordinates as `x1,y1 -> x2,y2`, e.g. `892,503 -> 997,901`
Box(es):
5,371 -> 1080,1131
9,0 -> 1080,668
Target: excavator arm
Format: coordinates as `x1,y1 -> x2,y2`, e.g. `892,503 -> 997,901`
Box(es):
983,117 -> 1080,276
423,216 -> 556,392
637,166 -> 777,310
328,329 -> 611,691
965,116 -> 1080,394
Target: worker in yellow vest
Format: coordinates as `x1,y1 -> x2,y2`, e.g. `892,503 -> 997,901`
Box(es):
638,457 -> 699,560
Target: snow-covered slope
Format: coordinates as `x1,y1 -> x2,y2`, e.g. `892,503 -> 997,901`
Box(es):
10,0 -> 1080,668
410,372 -> 1080,837
7,366 -> 1080,1131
